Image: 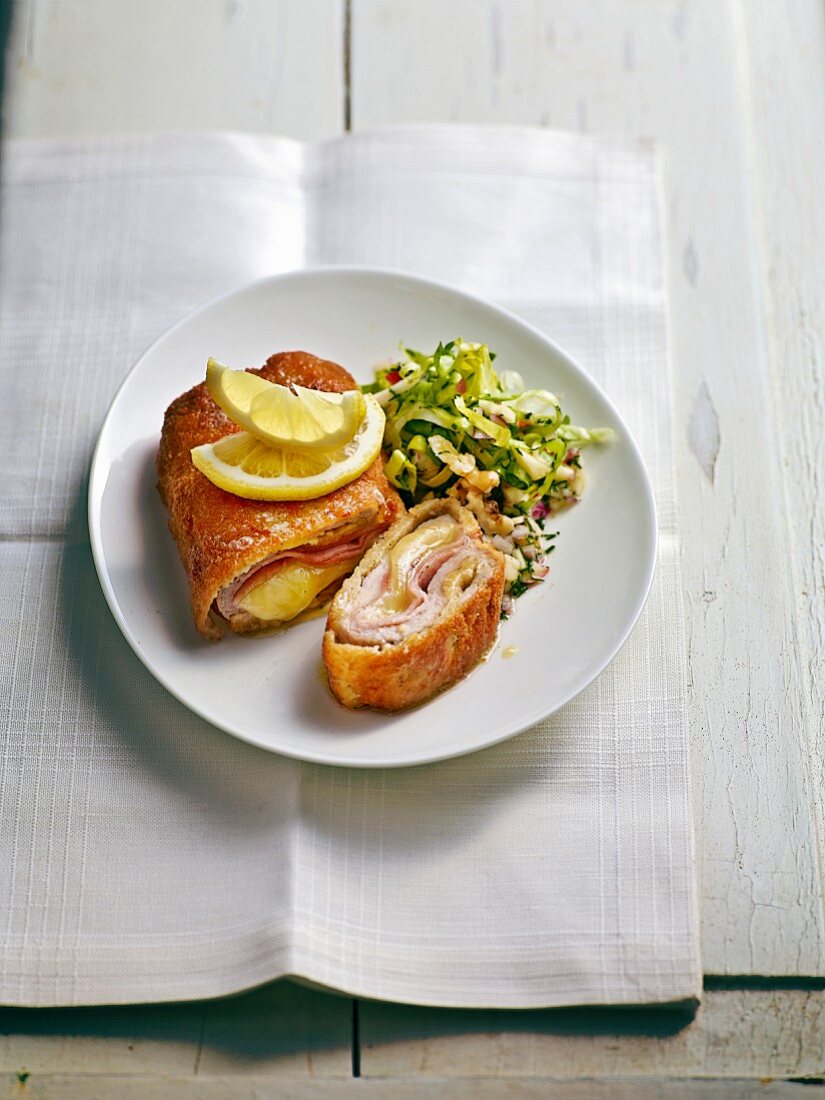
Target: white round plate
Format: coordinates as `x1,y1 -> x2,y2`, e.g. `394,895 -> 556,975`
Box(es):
89,267 -> 656,768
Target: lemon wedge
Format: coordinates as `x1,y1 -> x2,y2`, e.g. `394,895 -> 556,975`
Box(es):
206,358 -> 366,451
191,395 -> 385,501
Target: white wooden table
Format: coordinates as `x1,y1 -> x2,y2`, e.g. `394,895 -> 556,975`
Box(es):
2,0 -> 824,1095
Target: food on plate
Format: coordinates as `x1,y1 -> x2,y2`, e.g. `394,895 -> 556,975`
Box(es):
157,335 -> 605,715
364,339 -> 612,611
323,498 -> 506,710
157,351 -> 402,639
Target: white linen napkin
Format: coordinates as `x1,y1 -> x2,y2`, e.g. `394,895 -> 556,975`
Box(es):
0,128 -> 700,1007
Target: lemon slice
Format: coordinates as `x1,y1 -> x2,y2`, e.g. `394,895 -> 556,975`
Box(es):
191,395 -> 385,501
206,358 -> 366,451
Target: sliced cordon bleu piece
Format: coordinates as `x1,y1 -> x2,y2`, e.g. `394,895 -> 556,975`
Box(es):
323,498 -> 505,710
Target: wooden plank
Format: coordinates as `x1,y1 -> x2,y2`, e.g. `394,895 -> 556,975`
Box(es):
731,0 -> 825,961
350,0 -> 825,976
359,989 -> 825,1079
1,1076 -> 824,1098
0,981 -> 352,1078
6,0 -> 344,140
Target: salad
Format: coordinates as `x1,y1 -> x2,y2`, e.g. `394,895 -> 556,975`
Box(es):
363,340 -> 613,611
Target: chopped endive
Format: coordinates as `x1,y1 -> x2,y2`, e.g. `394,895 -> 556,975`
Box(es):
364,338 -> 614,601
206,357 -> 366,451
191,394 -> 385,501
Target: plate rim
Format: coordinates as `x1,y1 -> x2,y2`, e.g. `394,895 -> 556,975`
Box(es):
88,264 -> 658,768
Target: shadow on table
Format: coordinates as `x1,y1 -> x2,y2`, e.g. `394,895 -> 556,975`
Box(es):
0,980 -> 353,1068
356,978 -> 825,1057
0,980 -> 697,1077
355,995 -> 697,1051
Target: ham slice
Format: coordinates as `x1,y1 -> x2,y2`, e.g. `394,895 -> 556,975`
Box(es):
216,529 -> 375,620
340,530 -> 477,644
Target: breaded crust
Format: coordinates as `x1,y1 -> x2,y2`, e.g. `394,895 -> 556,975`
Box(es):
323,499 -> 505,710
157,351 -> 402,639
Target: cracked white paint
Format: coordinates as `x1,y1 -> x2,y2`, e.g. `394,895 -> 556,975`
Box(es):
683,239 -> 699,286
688,380 -> 720,483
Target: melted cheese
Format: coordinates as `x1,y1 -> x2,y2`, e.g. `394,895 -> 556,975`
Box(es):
238,558 -> 355,622
377,514 -> 461,614
440,557 -> 477,598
